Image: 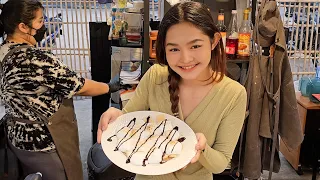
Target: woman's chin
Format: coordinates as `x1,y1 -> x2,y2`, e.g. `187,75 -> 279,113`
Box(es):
174,68 -> 203,81
177,72 -> 200,81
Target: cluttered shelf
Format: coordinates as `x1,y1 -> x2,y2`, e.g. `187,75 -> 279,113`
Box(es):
111,39 -> 143,48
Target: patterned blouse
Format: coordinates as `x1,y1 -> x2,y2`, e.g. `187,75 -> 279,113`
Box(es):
0,41 -> 85,152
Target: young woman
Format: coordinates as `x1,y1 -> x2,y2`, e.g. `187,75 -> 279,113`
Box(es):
97,2 -> 247,180
0,0 -> 120,179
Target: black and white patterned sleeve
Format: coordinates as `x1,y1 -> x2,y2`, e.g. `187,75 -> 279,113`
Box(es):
27,48 -> 85,99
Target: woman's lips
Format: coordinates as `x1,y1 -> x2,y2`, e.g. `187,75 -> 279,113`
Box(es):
178,63 -> 199,71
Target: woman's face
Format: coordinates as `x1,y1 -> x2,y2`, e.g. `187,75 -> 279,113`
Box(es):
165,22 -> 216,81
30,8 -> 45,33
19,8 -> 44,45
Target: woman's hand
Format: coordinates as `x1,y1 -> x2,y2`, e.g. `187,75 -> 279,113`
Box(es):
181,133 -> 207,170
97,107 -> 123,143
190,133 -> 207,163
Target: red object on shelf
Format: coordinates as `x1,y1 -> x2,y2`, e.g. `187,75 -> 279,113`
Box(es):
226,38 -> 238,59
312,94 -> 320,102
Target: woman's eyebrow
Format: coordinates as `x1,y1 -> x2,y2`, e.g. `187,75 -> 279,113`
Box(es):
187,39 -> 204,44
166,39 -> 204,47
166,42 -> 178,47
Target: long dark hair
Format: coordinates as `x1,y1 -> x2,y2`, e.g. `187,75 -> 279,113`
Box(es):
0,0 -> 44,38
156,2 -> 226,115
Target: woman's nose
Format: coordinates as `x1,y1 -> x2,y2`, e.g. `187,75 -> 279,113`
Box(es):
180,50 -> 193,64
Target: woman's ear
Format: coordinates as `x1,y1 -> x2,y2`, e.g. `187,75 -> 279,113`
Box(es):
211,33 -> 221,50
17,22 -> 31,35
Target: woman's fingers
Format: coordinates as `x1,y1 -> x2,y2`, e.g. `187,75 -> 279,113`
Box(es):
190,150 -> 201,164
195,133 -> 207,150
97,123 -> 103,144
97,111 -> 112,143
97,108 -> 123,144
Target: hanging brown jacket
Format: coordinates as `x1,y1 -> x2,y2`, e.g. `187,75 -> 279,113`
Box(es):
239,1 -> 304,179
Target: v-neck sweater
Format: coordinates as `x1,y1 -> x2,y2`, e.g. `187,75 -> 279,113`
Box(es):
122,64 -> 247,180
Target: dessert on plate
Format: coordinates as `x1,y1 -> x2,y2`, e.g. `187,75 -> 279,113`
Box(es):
107,114 -> 186,166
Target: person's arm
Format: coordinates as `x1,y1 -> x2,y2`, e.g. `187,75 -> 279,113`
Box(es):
198,88 -> 247,174
37,51 -> 122,97
76,79 -> 109,96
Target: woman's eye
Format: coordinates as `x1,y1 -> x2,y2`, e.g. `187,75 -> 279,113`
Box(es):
191,45 -> 202,49
169,48 -> 179,52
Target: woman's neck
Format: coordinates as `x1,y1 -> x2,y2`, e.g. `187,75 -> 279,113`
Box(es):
6,34 -> 33,46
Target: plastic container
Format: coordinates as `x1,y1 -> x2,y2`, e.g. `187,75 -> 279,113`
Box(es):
306,66 -> 320,103
116,0 -> 127,8
299,76 -> 311,97
149,30 -> 158,59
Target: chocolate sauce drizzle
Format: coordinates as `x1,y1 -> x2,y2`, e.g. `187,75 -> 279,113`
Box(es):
170,137 -> 185,153
160,127 -> 179,164
141,119 -> 168,166
107,116 -> 187,166
127,119 -> 168,165
171,142 -> 178,153
142,126 -> 179,165
126,116 -> 151,163
115,116 -> 150,151
178,137 -> 186,142
107,118 -> 136,142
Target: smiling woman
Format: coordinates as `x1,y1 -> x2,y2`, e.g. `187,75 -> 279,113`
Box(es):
98,2 -> 247,180
155,2 -> 226,115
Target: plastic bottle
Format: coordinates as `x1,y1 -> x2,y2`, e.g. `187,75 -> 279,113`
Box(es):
149,30 -> 158,59
216,9 -> 227,49
226,10 -> 239,59
238,9 -> 251,58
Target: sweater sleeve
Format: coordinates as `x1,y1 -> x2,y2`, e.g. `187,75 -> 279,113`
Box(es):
198,87 -> 247,174
122,65 -> 153,113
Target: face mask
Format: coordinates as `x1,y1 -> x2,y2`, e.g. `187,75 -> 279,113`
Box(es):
30,24 -> 47,42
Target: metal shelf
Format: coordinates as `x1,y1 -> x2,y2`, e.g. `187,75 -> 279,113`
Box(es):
111,39 -> 143,48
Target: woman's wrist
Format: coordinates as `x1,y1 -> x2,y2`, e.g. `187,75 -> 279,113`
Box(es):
107,81 -> 120,94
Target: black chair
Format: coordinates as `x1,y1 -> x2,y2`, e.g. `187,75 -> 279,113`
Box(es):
87,143 -> 135,180
24,173 -> 42,180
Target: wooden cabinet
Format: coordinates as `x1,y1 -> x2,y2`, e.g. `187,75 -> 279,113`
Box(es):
280,92 -> 320,177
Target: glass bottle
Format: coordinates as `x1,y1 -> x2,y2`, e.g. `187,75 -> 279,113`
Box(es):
246,7 -> 254,54
226,10 -> 239,60
306,65 -> 320,103
216,9 -> 227,49
238,9 -> 251,58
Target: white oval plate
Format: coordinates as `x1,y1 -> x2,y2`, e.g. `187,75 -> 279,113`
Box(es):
101,111 -> 197,175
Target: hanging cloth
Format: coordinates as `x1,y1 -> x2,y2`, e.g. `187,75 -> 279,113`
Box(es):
239,0 -> 304,179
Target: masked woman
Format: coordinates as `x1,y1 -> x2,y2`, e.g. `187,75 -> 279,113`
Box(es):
0,0 -> 118,179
